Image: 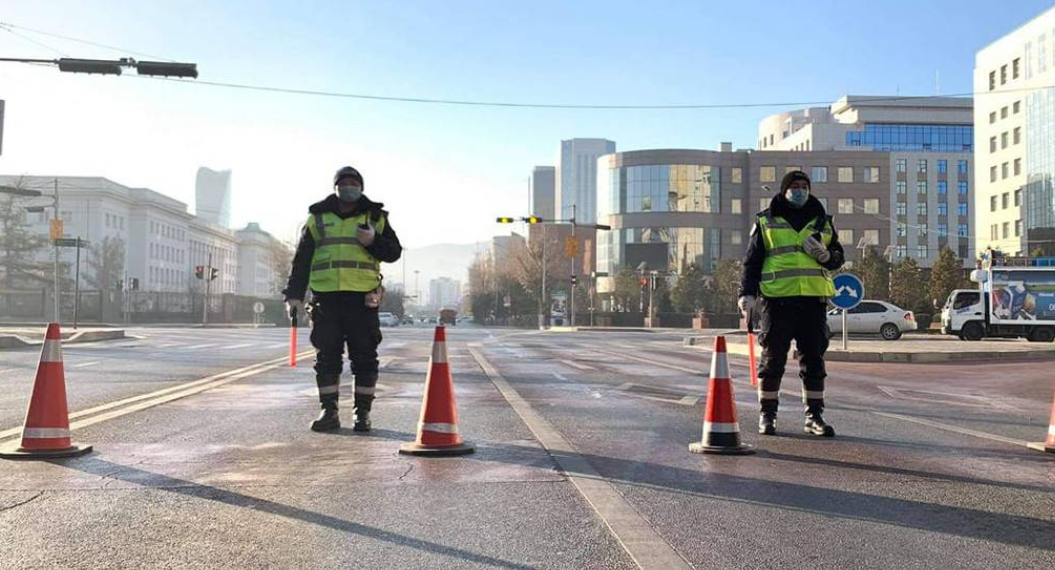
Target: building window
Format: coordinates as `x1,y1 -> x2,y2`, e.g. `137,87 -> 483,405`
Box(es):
990,196 -> 998,211
1014,189 -> 1022,207
811,166 -> 828,183
864,166 -> 880,183
958,223 -> 968,237
1002,192 -> 1009,209
958,203 -> 968,216
896,181 -> 907,195
896,202 -> 907,216
760,198 -> 769,212
938,160 -> 947,174
989,111 -> 997,124
895,159 -> 907,172
919,224 -> 928,238
938,202 -> 948,217
1002,222 -> 1010,239
917,181 -> 928,194
1001,64 -> 1008,84
917,203 -> 928,216
863,230 -> 880,246
958,244 -> 969,258
837,167 -> 853,183
785,166 -> 801,174
1002,162 -> 1009,179
731,198 -> 742,214
989,70 -> 996,90
838,198 -> 854,214
957,160 -> 968,175
1013,57 -> 1021,79
1001,106 -> 1009,119
864,198 -> 879,214
990,166 -> 997,182
1002,132 -> 1009,149
1014,127 -> 1021,145
937,180 -> 948,195
760,166 -> 776,182
1041,33 -> 1049,73
938,223 -> 948,237
1014,101 -> 1021,114
1015,220 -> 1023,237
917,159 -> 927,174
731,167 -> 742,183
917,245 -> 928,258
895,245 -> 907,258
842,229 -> 854,247
990,136 -> 997,153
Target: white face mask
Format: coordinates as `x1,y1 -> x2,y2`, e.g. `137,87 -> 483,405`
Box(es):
336,185 -> 362,203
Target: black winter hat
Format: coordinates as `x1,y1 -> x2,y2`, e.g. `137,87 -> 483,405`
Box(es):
780,170 -> 811,192
333,166 -> 364,186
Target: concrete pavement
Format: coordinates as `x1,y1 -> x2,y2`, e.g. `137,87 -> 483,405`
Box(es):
0,326 -> 1052,569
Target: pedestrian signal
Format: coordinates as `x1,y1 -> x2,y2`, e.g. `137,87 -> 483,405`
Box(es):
195,266 -> 204,280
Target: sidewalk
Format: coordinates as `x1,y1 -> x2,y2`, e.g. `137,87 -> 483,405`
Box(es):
685,333 -> 1055,362
0,326 -> 127,349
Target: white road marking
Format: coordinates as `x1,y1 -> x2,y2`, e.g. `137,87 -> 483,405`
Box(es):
223,343 -> 256,350
70,361 -> 100,368
878,385 -> 1018,411
552,372 -> 569,381
182,343 -> 219,350
154,343 -> 184,349
872,411 -> 1030,447
560,359 -> 596,371
470,347 -> 694,570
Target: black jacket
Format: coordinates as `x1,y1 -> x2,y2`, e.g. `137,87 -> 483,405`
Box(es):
282,194 -> 402,301
740,193 -> 844,298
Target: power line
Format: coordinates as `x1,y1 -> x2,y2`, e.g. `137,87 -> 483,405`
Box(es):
0,20 -> 175,61
0,24 -> 70,57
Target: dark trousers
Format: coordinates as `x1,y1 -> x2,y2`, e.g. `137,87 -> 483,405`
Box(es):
756,297 -> 830,416
308,292 -> 382,411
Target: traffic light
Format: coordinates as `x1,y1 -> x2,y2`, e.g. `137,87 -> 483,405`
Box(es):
640,278 -> 649,288
525,216 -> 543,224
210,268 -> 219,281
496,217 -> 515,224
571,275 -> 577,286
116,279 -> 123,291
195,265 -> 204,280
130,278 -> 140,291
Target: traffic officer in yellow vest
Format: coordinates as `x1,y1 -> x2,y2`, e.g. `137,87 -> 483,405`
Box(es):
739,170 -> 843,437
283,166 -> 402,432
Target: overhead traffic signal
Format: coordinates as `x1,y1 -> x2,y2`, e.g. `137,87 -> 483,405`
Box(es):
496,217 -> 515,224
210,268 -> 219,281
525,216 -> 543,224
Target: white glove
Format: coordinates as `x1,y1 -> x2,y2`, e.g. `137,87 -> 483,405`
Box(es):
357,224 -> 376,247
286,298 -> 304,319
737,295 -> 758,316
803,236 -> 831,263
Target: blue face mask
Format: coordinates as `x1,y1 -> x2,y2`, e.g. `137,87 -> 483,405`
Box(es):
337,185 -> 362,203
785,188 -> 809,208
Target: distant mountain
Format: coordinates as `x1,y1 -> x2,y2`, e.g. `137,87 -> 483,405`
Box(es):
382,242 -> 488,302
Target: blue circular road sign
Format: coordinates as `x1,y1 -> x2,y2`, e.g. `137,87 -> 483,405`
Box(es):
831,273 -> 864,310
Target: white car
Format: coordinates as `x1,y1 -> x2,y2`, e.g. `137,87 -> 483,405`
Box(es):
378,312 -> 400,327
827,300 -> 917,341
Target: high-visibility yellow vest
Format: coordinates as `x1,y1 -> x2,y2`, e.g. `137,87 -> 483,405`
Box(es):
758,214 -> 836,298
306,210 -> 386,293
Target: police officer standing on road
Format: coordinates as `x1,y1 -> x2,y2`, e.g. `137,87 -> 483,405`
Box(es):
739,170 -> 844,437
283,166 -> 402,433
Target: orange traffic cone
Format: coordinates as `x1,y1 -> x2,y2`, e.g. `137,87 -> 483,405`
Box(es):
1027,385 -> 1055,454
0,323 -> 93,459
689,335 -> 754,456
399,326 -> 475,457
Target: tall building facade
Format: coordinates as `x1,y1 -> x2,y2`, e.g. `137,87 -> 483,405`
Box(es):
975,5 -> 1055,256
195,167 -> 233,229
428,277 -> 462,310
594,147 -> 892,298
236,223 -> 283,297
757,96 -> 974,266
530,166 -> 556,221
557,138 -> 615,224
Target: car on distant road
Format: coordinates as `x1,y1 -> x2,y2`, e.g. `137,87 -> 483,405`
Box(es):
827,300 -> 917,341
401,316 -> 415,326
378,312 -> 400,327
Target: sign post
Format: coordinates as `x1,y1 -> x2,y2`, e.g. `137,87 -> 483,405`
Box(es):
831,273 -> 865,351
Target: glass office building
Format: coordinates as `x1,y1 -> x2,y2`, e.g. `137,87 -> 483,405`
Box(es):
846,124 -> 974,152
1025,87 -> 1055,252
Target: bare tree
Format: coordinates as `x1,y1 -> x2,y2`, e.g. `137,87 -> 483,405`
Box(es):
0,178 -> 51,290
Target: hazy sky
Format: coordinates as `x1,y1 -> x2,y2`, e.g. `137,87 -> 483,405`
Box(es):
1,0 -> 1052,247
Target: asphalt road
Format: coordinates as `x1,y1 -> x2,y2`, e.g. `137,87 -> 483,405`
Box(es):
0,326 -> 1052,569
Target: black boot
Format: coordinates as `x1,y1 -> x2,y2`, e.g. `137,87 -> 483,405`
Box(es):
759,413 -> 777,435
804,410 -> 835,437
352,408 -> 371,432
311,405 -> 340,432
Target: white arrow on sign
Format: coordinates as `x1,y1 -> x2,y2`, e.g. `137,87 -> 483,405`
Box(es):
835,285 -> 859,298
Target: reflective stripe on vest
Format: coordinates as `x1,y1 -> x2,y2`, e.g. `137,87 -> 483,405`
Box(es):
307,210 -> 386,293
758,215 -> 836,298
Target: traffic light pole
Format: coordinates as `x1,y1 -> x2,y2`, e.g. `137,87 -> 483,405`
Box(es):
203,253 -> 212,325
52,178 -> 61,324
570,204 -> 576,328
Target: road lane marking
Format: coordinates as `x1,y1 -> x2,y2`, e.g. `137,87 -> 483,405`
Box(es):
877,386 -> 1018,411
871,411 -> 1031,447
70,361 -> 100,368
560,359 -> 596,371
0,350 -> 314,442
469,346 -> 694,570
223,343 -> 256,350
183,343 -> 219,350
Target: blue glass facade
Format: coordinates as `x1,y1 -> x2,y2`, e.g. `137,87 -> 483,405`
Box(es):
845,124 -> 973,152
1025,87 -> 1055,252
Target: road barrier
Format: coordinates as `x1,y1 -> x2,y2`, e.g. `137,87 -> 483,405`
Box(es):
0,323 -> 93,459
399,326 -> 475,457
689,335 -> 754,456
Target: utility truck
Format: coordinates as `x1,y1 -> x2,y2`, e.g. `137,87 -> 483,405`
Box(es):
941,258 -> 1055,342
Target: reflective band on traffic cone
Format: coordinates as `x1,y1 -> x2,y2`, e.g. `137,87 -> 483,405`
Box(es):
689,335 -> 754,456
1027,384 -> 1055,454
399,326 -> 475,457
0,323 -> 93,460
